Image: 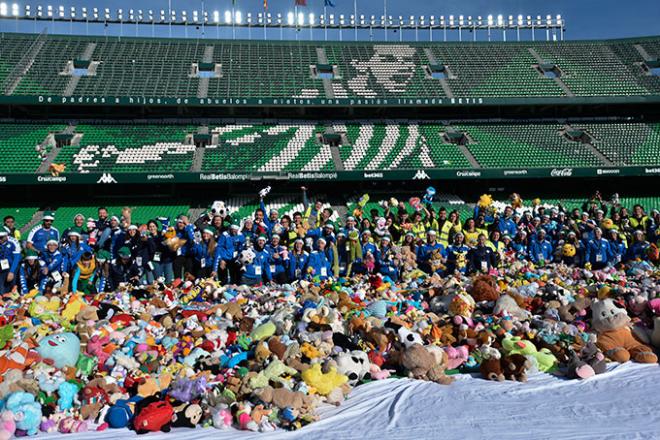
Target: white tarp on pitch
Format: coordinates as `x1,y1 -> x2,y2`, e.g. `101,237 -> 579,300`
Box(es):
30,362 -> 660,440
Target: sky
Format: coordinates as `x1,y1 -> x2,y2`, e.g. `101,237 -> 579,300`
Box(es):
0,0 -> 658,41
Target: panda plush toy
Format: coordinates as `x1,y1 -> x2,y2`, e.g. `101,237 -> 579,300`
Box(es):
238,249 -> 256,271
397,327 -> 423,349
334,350 -> 371,386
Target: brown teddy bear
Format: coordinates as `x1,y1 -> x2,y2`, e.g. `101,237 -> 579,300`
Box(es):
254,385 -> 318,412
558,296 -> 591,322
469,275 -> 500,302
479,347 -> 504,381
591,299 -> 657,363
400,343 -> 453,385
501,354 -> 531,382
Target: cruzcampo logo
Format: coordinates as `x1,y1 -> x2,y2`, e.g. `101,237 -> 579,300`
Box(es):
96,173 -> 118,184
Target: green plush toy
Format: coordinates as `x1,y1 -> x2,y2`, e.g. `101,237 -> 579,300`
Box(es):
0,325 -> 13,349
76,354 -> 97,377
345,231 -> 363,278
250,321 -> 277,342
248,359 -> 298,389
502,336 -> 557,373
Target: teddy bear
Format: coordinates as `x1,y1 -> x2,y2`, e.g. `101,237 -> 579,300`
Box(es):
493,293 -> 531,320
558,296 -> 591,323
479,346 -> 504,381
254,386 -> 318,412
501,354 -> 531,382
591,298 -> 657,363
400,343 -> 453,385
469,275 -> 500,302
501,336 -> 557,373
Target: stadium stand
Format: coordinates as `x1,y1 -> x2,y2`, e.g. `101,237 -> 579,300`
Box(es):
0,120 -> 656,174
0,123 -> 66,172
54,124 -> 197,173
2,33 -> 660,100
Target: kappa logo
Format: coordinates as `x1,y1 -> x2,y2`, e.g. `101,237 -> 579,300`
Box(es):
96,173 -> 117,184
412,170 -> 430,180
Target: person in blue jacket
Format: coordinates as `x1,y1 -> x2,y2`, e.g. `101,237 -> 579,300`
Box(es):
498,206 -> 518,238
360,230 -> 379,260
26,212 -> 59,254
193,227 -> 221,279
217,222 -> 245,285
335,231 -> 349,277
40,239 -> 64,292
288,239 -> 309,282
377,235 -> 399,281
241,235 -> 272,285
61,228 -> 92,274
445,232 -> 471,274
416,230 -> 445,274
306,221 -> 337,246
307,237 -> 332,280
173,215 -> 196,279
625,230 -> 649,262
608,229 -> 627,265
259,196 -> 281,236
0,229 -> 21,293
584,227 -> 613,269
529,229 -> 554,266
266,234 -> 290,284
19,249 -> 44,294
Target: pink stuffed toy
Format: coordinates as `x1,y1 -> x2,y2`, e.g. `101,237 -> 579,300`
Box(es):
0,411 -> 16,440
86,335 -> 111,368
444,346 -> 469,370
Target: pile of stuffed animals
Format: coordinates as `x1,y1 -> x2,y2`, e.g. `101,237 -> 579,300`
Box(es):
1,258 -> 660,437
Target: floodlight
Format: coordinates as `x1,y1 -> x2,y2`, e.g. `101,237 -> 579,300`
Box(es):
309,12 -> 315,24
517,14 -> 523,25
298,11 -> 304,25
224,10 -> 230,23
12,3 -> 18,16
0,2 -> 7,16
487,14 -> 493,26
287,11 -> 293,25
235,10 -> 242,24
497,14 -> 503,26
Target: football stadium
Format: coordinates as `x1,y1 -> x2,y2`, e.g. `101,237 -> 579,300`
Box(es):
0,0 -> 659,438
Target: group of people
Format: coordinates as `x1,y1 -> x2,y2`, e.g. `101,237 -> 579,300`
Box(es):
0,189 -> 658,295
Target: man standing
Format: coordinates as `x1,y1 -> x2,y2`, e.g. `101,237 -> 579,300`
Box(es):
0,229 -> 21,293
26,212 -> 59,253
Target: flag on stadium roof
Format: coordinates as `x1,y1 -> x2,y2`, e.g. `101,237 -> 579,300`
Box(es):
325,0 -> 336,6
295,0 -> 307,5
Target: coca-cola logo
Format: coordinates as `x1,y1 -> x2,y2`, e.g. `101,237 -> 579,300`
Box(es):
550,168 -> 573,177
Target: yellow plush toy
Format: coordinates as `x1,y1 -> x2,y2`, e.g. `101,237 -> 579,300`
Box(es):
62,293 -> 85,322
562,243 -> 577,257
301,363 -> 348,396
477,194 -> 493,209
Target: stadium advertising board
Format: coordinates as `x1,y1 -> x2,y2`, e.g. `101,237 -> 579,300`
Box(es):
0,166 -> 655,185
